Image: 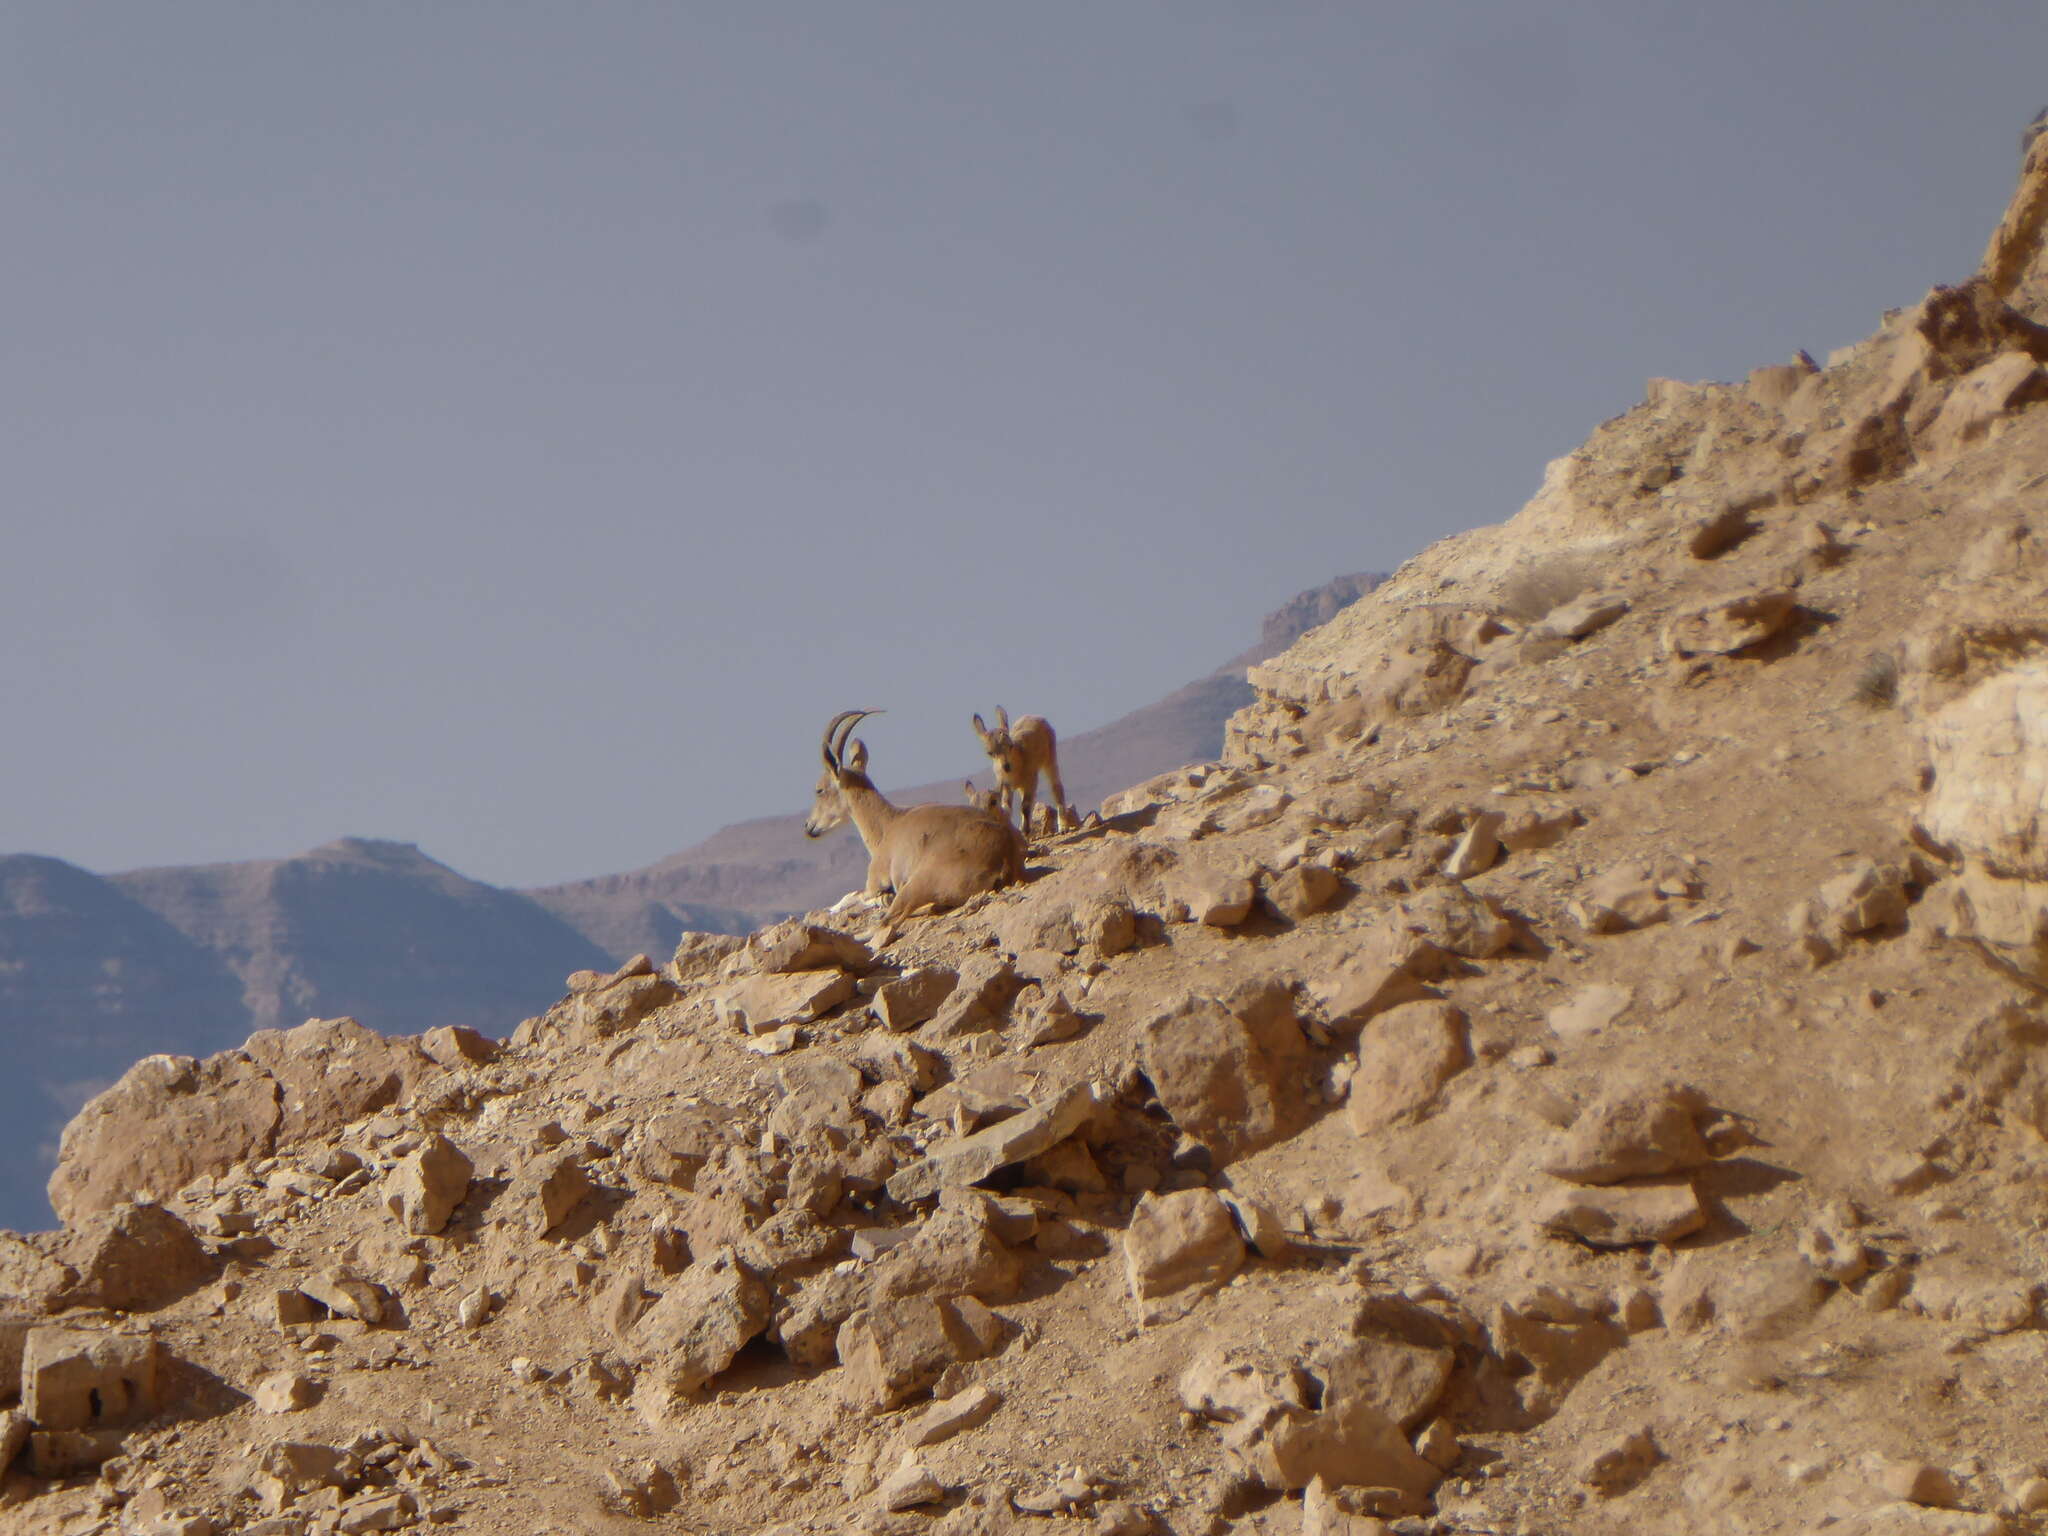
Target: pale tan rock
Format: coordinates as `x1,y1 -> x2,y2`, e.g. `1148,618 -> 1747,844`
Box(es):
385,1133 -> 473,1236
752,920 -> 873,974
1537,591 -> 1629,640
1441,811 -> 1505,880
884,1081 -> 1102,1203
0,1408 -> 23,1478
416,1024 -> 494,1069
878,1460 -> 948,1510
22,1327 -> 159,1430
251,1370 -> 317,1414
629,1248 -> 770,1409
1414,1418 -> 1461,1472
1254,1393 -> 1441,1497
243,1016 -> 434,1143
507,1149 -> 593,1236
1124,1189 -> 1245,1325
713,969 -> 856,1034
1546,983 -> 1634,1038
874,967 -> 958,1032
1163,860 -> 1258,926
918,954 -> 1021,1039
1663,588 -> 1798,657
1883,1462 -> 1962,1509
1542,1083 -> 1711,1184
893,1382 -> 1002,1452
669,929 -> 746,983
1303,926 -> 1445,1036
1138,994 -> 1305,1160
855,1033 -> 940,1091
571,973 -> 678,1039
1266,861 -> 1343,920
1579,1427 -> 1660,1494
1313,1335 -> 1453,1431
1918,662 -> 2048,983
1301,1474 -> 1396,1536
1920,351 -> 2048,454
836,1295 -> 1000,1410
1572,859 -> 1700,932
48,1052 -> 282,1225
1537,1177 -> 1705,1247
1218,1191 -> 1291,1259
301,1269 -> 387,1325
457,1287 -> 492,1329
1391,885 -> 1515,958
1347,1001 -> 1469,1132
52,1201 -> 213,1312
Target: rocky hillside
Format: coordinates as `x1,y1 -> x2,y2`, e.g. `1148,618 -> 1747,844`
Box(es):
524,572 -> 1384,958
0,586 -> 1371,1235
4,142 -> 2048,1536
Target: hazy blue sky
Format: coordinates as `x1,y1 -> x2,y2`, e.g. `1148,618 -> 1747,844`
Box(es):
4,3 -> 2042,888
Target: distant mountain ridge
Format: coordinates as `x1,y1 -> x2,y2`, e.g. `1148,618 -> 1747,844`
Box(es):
0,570 -> 1380,1230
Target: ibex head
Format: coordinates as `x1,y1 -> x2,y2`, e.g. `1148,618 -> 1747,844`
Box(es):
971,706 -> 1020,785
804,709 -> 881,838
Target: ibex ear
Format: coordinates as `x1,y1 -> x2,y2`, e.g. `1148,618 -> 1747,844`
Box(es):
972,714 -> 991,744
847,739 -> 869,771
963,779 -> 977,800
996,705 -> 1010,731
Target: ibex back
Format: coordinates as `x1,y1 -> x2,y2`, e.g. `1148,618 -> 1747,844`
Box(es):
805,710 -> 1026,944
971,706 -> 1078,838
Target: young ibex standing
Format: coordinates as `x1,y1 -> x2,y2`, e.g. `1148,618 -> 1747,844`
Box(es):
805,710 -> 1025,944
971,706 -> 1078,838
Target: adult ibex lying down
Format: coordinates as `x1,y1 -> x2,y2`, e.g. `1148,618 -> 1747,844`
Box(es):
805,709 -> 1026,944
971,706 -> 1078,837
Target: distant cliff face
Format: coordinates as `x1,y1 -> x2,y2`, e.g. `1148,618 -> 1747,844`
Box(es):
523,571 -> 1386,957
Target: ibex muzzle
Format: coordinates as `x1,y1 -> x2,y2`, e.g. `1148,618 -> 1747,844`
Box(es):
807,710 -> 1026,944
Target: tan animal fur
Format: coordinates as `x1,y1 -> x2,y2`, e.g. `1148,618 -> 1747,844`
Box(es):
971,706 -> 1078,838
804,710 -> 1025,944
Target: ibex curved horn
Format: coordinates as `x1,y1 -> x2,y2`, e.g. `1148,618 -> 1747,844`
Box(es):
821,709 -> 882,772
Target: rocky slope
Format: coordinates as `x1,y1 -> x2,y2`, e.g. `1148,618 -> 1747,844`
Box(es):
4,143 -> 2048,1536
524,572 -> 1384,958
0,586 -> 1371,1234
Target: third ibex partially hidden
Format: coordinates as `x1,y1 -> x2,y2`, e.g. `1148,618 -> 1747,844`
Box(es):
804,709 -> 1025,944
971,706 -> 1078,838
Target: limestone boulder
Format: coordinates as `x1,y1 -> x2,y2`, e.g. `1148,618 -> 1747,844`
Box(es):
1124,1188 -> 1245,1325
835,1294 -> 1004,1410
1138,993 -> 1307,1161
22,1327 -> 159,1431
48,1052 -> 281,1225
385,1133 -> 473,1235
884,1081 -> 1103,1204
628,1249 -> 770,1408
53,1203 -> 213,1313
751,920 -> 873,974
712,969 -> 856,1035
1302,925 -> 1447,1032
1663,588 -> 1799,657
240,1017 -> 434,1142
1917,662 -> 2048,983
506,1150 -> 594,1237
1542,1083 -> 1712,1185
874,967 -> 958,1032
1538,1177 -> 1705,1248
1345,1001 -> 1470,1133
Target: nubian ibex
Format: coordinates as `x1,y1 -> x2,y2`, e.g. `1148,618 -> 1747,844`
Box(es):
805,710 -> 1025,944
971,706 -> 1078,838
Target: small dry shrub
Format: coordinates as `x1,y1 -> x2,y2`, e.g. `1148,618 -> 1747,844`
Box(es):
1495,550 -> 1603,624
1851,650 -> 1900,709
